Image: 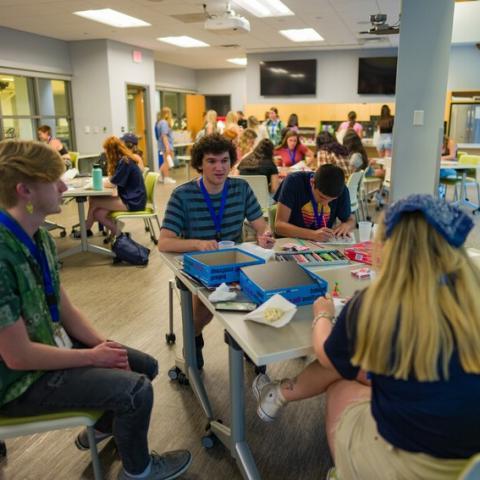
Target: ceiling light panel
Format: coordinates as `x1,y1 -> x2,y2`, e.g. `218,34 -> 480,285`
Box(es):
279,28 -> 324,42
73,9 -> 150,28
227,58 -> 248,65
157,36 -> 209,48
234,0 -> 294,18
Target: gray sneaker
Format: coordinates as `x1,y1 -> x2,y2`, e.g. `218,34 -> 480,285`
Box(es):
118,450 -> 192,480
252,374 -> 286,422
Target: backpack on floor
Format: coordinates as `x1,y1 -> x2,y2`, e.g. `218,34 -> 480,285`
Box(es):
112,232 -> 150,266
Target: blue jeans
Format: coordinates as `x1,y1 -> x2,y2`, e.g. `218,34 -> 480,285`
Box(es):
0,344 -> 158,474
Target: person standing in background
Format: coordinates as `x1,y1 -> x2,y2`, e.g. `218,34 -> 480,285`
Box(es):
265,107 -> 285,146
336,111 -> 363,144
37,125 -> 72,169
287,113 -> 299,132
343,130 -> 369,172
376,105 -> 394,158
237,111 -> 248,129
155,108 -> 176,185
225,111 -> 242,136
248,116 -> 269,147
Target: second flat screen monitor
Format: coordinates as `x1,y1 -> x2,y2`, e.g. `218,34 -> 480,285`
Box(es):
260,59 -> 316,96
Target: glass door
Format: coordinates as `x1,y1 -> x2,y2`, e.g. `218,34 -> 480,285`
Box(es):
126,85 -> 149,161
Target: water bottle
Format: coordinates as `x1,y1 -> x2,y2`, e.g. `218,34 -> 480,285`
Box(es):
92,164 -> 103,191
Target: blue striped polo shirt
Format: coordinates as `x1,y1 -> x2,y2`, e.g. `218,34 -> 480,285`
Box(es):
161,178 -> 263,242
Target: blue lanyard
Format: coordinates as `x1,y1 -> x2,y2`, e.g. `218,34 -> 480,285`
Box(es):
199,178 -> 229,241
269,121 -> 277,137
0,212 -> 59,323
308,181 -> 325,229
288,147 -> 297,165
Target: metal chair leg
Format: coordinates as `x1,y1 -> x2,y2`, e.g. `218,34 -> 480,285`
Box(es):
86,425 -> 103,480
165,279 -> 176,345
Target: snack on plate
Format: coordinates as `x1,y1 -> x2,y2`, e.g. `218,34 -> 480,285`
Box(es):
263,307 -> 285,323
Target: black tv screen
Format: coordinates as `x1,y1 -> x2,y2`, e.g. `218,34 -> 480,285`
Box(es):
260,60 -> 316,96
358,57 -> 397,94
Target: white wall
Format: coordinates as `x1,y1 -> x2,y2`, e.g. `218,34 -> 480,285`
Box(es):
0,27 -> 71,75
246,48 -> 398,105
196,68 -> 246,111
448,45 -> 480,91
107,40 -> 157,168
69,40 -> 113,154
155,61 -> 197,91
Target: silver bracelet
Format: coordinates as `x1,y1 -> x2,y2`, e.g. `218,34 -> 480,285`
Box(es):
312,312 -> 335,328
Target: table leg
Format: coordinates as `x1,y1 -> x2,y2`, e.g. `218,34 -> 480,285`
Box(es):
175,280 -> 214,420
217,331 -> 261,480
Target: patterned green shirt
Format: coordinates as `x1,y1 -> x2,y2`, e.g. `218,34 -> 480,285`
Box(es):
0,211 -> 61,406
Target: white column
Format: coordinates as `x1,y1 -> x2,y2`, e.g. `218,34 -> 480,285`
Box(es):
390,0 -> 455,201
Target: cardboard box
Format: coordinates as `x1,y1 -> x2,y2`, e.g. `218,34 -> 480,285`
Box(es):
183,248 -> 265,287
240,262 -> 328,306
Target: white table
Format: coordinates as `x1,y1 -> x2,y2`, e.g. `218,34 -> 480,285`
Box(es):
59,178 -> 115,260
160,238 -> 367,479
440,161 -> 480,209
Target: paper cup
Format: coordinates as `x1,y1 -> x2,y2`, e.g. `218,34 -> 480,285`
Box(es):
218,240 -> 235,249
358,222 -> 372,242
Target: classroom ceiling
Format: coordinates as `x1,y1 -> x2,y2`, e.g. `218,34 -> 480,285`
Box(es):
0,0 -> 478,69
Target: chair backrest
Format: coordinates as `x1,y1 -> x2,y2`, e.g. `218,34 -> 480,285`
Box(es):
142,167 -> 150,180
235,175 -> 270,212
144,172 -> 160,211
346,170 -> 364,209
458,454 -> 480,480
69,151 -> 79,169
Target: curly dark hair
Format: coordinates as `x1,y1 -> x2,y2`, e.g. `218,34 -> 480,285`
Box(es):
191,133 -> 237,172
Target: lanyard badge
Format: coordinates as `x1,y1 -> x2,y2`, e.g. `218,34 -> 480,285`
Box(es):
199,178 -> 229,242
288,147 -> 297,165
309,187 -> 325,229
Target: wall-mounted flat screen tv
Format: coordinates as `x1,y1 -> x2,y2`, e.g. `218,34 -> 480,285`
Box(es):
260,59 -> 316,96
358,57 -> 397,95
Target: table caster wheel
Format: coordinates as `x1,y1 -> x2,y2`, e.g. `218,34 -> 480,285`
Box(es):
0,441 -> 7,457
201,434 -> 215,449
165,333 -> 176,345
168,367 -> 180,381
60,230 -> 66,238
178,373 -> 189,386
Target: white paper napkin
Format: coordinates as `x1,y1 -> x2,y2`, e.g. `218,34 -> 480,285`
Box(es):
209,283 -> 237,302
244,294 -> 297,328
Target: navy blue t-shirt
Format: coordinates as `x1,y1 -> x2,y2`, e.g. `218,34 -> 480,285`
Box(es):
273,172 -> 351,229
324,292 -> 480,459
110,157 -> 146,211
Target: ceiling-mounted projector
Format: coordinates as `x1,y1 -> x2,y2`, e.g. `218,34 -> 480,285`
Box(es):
359,13 -> 400,35
203,2 -> 250,33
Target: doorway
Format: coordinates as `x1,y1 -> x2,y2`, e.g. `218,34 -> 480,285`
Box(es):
126,85 -> 149,161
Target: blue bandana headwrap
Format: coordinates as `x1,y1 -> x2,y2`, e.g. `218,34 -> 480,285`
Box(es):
384,194 -> 473,248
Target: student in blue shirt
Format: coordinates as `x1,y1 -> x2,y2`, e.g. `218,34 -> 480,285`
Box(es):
273,164 -> 355,241
254,195 -> 480,479
154,107 -> 176,185
75,136 -> 146,238
158,134 -> 274,369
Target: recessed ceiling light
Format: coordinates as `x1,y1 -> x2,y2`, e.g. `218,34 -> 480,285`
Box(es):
234,0 -> 293,17
279,28 -> 324,42
227,58 -> 247,66
157,36 -> 209,48
73,9 -> 150,28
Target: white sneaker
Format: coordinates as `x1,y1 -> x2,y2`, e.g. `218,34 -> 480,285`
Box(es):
252,374 -> 286,422
163,177 -> 176,185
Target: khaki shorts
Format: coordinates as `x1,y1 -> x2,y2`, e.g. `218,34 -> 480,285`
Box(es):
334,400 -> 468,480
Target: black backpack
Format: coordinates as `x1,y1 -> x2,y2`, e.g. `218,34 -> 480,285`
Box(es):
112,233 -> 150,266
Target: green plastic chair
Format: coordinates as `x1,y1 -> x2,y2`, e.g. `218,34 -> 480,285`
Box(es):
0,410 -> 103,479
109,171 -> 162,244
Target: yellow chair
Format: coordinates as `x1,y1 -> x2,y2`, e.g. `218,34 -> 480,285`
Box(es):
458,155 -> 480,210
459,454 -> 480,480
0,410 -> 103,479
109,172 -> 162,244
69,151 -> 79,169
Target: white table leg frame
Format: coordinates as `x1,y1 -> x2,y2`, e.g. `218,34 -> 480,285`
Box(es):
174,280 -> 215,420
218,331 -> 262,480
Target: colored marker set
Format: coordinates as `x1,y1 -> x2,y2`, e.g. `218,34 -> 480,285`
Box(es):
275,249 -> 350,267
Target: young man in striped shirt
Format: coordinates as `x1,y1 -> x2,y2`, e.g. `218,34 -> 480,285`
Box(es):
158,133 -> 274,369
